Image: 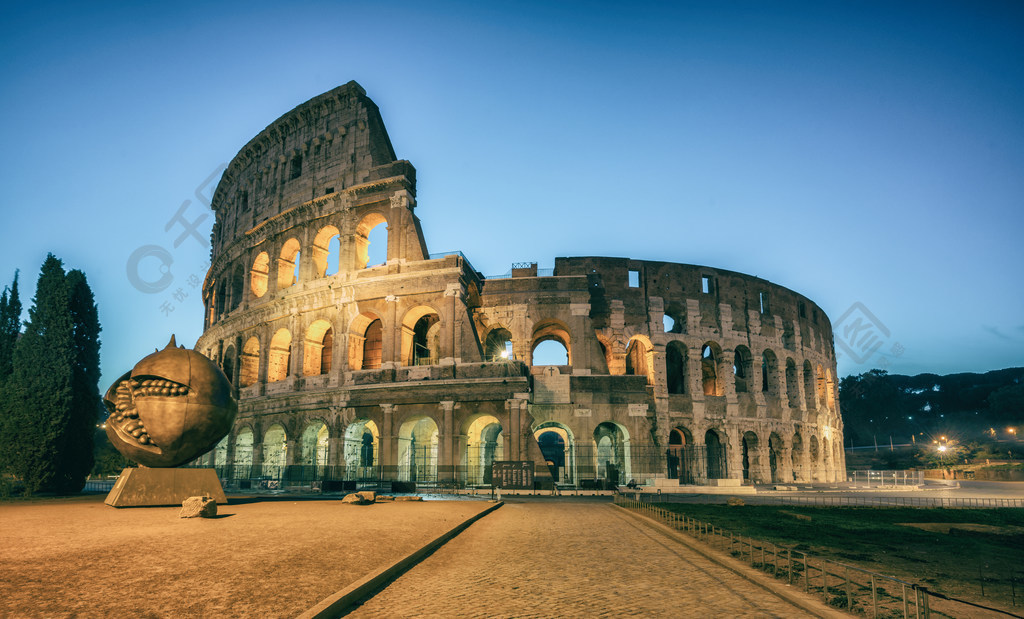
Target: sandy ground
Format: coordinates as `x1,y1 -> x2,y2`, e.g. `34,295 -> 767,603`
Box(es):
0,495 -> 490,618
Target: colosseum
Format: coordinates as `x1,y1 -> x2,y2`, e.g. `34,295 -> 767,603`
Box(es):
195,81 -> 845,491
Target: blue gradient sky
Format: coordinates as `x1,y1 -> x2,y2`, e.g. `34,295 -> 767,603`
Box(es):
1,1 -> 1021,388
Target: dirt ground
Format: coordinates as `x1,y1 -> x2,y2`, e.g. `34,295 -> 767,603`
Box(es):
0,495 -> 490,618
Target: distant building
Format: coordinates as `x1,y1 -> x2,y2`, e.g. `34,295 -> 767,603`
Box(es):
196,82 -> 845,489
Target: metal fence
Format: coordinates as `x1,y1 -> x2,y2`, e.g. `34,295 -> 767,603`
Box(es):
615,495 -> 1022,618
847,470 -> 924,487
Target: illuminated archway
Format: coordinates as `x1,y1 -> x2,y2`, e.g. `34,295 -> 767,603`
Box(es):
277,238 -> 301,290
240,336 -> 260,387
303,319 -> 334,376
462,415 -> 503,485
267,328 -> 292,382
356,213 -> 388,269
397,416 -> 438,482
250,251 -> 270,298
534,422 -> 575,484
344,420 -> 379,480
311,225 -> 341,277
262,424 -> 287,477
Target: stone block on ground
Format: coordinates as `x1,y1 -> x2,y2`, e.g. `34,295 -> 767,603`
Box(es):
395,496 -> 423,502
376,495 -> 395,501
356,490 -> 376,502
341,493 -> 372,505
180,495 -> 218,518
726,497 -> 745,507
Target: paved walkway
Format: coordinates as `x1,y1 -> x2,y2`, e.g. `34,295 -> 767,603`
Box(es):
347,499 -> 816,618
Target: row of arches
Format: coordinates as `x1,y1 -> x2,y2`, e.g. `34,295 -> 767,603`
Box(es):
208,216 -> 389,325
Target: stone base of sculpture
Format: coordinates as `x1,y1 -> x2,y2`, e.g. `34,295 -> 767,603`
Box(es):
105,467 -> 227,507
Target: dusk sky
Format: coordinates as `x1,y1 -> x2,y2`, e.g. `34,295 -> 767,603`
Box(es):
1,1 -> 1021,389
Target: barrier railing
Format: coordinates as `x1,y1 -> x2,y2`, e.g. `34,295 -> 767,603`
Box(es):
614,495 -> 1021,618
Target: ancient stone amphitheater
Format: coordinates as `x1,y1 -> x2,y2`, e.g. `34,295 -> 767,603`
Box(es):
195,81 -> 845,490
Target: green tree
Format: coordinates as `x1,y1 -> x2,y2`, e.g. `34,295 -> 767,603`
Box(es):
0,270 -> 21,380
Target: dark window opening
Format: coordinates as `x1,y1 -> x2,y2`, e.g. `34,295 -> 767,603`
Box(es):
290,155 -> 302,180
325,187 -> 334,194
701,276 -> 711,294
798,301 -> 806,318
628,270 -> 640,288
759,291 -> 769,314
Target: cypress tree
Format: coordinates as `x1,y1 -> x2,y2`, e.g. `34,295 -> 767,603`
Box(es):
6,255 -> 75,494
0,270 -> 20,380
57,269 -> 100,491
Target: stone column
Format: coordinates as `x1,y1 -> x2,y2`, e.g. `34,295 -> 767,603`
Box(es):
439,400 -> 455,482
385,295 -> 399,364
380,403 -> 396,480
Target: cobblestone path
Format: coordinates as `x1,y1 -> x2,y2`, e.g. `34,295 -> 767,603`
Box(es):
347,500 -> 816,618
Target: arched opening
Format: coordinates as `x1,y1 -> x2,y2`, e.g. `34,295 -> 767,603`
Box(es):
701,342 -> 724,396
803,360 -> 816,410
825,368 -> 836,412
221,345 -> 236,384
733,345 -> 753,393
402,308 -> 440,366
267,328 -> 292,382
625,336 -> 653,385
741,431 -> 759,483
302,319 -> 334,376
240,337 -> 260,387
213,435 -> 228,470
705,429 -> 726,479
785,358 -> 800,409
348,313 -> 383,371
667,426 -> 695,484
594,422 -> 631,485
463,415 -> 504,485
531,320 -> 571,366
215,279 -> 226,318
262,424 -> 287,478
311,225 -> 341,277
761,349 -> 778,396
535,423 -> 574,484
397,416 -> 438,482
791,432 -> 804,482
483,327 -> 513,361
666,341 -> 687,394
769,432 -> 784,483
250,251 -> 270,298
356,213 -> 388,269
277,238 -> 301,290
663,305 -> 686,334
299,422 -> 329,469
344,420 -> 379,480
234,427 -> 254,470
230,264 -> 244,311
822,436 -> 833,482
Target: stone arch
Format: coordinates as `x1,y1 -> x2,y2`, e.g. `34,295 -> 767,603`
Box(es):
240,336 -> 260,387
534,422 -> 575,484
741,430 -> 760,482
785,357 -> 800,409
234,426 -> 254,468
262,423 -> 287,476
701,342 -> 724,396
311,224 -> 341,277
483,326 -> 513,361
667,425 -> 695,483
761,349 -> 779,396
662,302 -> 687,334
625,335 -> 654,385
402,305 -> 442,366
349,312 -> 383,370
221,344 -> 236,384
298,421 -> 329,467
704,428 -> 727,479
212,435 -> 229,468
531,319 -> 571,366
803,360 -> 816,410
250,251 -> 270,298
215,278 -> 227,319
594,421 -> 631,483
791,431 -> 804,482
665,340 -> 687,394
809,434 -> 821,481
344,419 -> 379,479
277,238 -> 301,290
397,415 -> 438,482
356,212 -> 388,269
768,432 -> 784,483
733,345 -> 753,393
303,319 -> 334,376
267,328 -> 292,382
462,414 -> 504,485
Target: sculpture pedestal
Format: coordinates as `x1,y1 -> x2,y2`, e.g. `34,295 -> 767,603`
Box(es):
105,467 -> 227,507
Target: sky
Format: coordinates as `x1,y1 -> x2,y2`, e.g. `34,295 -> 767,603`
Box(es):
1,1 -> 1022,390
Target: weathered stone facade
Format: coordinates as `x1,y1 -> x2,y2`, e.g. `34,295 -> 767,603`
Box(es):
196,82 -> 845,487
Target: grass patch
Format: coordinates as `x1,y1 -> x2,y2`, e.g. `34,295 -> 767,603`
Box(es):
656,503 -> 1024,611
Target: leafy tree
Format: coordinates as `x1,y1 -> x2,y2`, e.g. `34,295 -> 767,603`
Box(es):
2,255 -> 100,494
